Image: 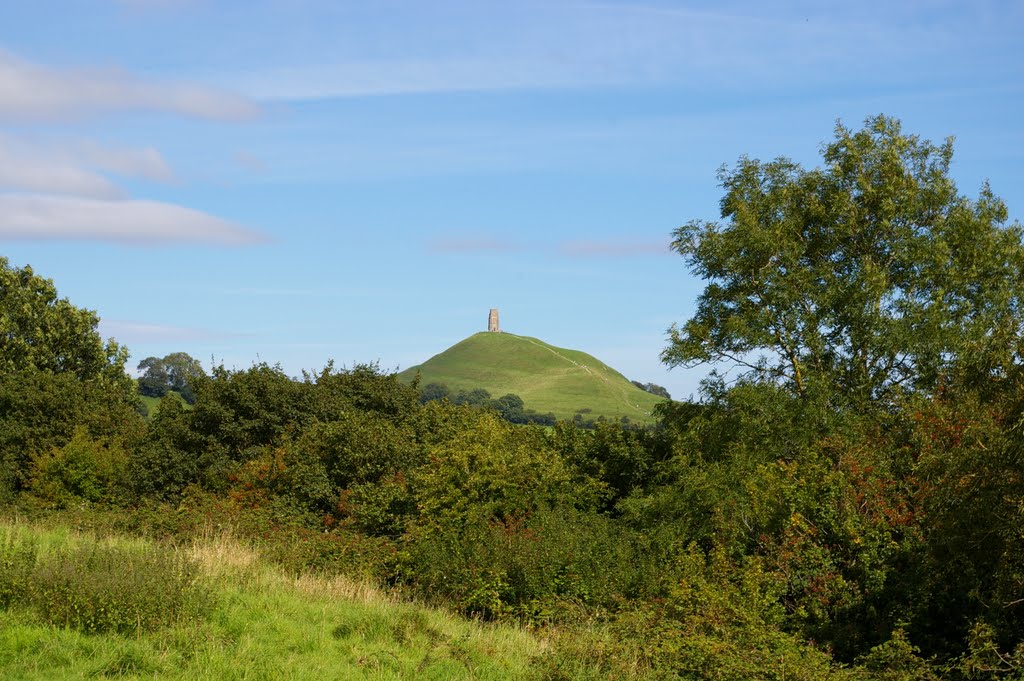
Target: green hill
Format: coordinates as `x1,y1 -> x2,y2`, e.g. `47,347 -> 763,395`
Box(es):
398,332 -> 666,423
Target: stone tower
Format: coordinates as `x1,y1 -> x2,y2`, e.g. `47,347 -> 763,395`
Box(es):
488,308 -> 500,333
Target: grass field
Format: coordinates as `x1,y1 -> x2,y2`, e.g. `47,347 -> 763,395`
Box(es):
136,391 -> 188,419
0,518 -> 546,680
398,332 -> 667,423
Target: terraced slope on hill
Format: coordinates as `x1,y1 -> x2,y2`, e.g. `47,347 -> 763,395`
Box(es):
398,332 -> 666,423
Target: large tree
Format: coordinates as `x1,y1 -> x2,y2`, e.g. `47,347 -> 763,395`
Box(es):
137,352 -> 205,404
0,257 -> 131,391
0,257 -> 139,496
663,115 -> 1024,403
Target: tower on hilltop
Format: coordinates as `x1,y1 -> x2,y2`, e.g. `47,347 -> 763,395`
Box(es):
488,308 -> 500,333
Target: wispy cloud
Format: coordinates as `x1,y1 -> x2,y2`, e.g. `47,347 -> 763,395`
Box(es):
0,194 -> 269,246
229,2 -> 946,102
428,234 -> 670,258
233,150 -> 267,174
238,57 -> 600,101
99,319 -> 241,343
559,239 -> 669,257
427,236 -> 528,254
0,49 -> 259,121
0,135 -> 174,198
222,287 -> 320,297
70,139 -> 175,182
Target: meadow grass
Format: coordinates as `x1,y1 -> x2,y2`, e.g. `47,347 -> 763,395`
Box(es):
0,519 -> 547,680
398,332 -> 666,422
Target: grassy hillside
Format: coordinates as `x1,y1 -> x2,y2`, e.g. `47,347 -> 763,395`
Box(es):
0,518 -> 544,680
399,332 -> 666,422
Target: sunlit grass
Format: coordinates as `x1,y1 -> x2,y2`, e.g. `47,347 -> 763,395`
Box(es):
0,518 -> 546,680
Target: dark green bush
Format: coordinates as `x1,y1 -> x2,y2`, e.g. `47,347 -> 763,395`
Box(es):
29,428 -> 132,507
401,506 -> 664,622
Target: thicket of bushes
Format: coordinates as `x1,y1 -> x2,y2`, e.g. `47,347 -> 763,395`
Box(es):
4,117 -> 1024,678
5,354 -> 1023,678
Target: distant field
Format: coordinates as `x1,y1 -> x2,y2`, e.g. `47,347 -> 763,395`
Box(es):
398,332 -> 667,423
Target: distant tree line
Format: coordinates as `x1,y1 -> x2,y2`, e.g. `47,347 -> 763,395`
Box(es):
137,352 -> 206,404
418,383 -> 557,426
630,380 -> 671,399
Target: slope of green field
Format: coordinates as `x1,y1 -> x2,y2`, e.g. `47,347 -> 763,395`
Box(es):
398,332 -> 666,422
136,390 -> 189,419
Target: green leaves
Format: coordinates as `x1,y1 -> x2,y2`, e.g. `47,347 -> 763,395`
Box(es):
665,115 -> 1024,404
0,257 -> 129,391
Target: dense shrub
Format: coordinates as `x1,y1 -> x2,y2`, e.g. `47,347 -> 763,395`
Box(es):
401,506 -> 664,622
0,369 -> 143,500
29,428 -> 132,507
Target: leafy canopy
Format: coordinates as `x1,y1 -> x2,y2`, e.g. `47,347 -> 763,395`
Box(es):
137,352 -> 206,403
0,256 -> 130,389
664,115 -> 1024,402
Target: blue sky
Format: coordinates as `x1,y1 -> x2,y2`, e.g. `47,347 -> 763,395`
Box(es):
1,0 -> 1021,400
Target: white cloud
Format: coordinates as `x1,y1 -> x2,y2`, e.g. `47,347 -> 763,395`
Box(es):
0,140 -> 122,199
0,194 -> 269,246
0,135 -> 174,197
559,239 -> 670,258
0,49 -> 259,121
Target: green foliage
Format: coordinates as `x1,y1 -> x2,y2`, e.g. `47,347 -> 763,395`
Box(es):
128,398 -> 201,500
0,368 -> 143,500
611,546 -> 843,680
550,420 -> 672,505
29,428 -> 131,507
402,506 -> 660,622
419,381 -> 450,404
137,352 -> 205,404
420,381 -> 558,425
410,412 -> 605,525
0,257 -> 132,392
955,621 -> 1024,680
185,362 -> 310,469
854,629 -> 937,681
665,115 -> 1024,403
0,258 -> 140,498
631,380 -> 671,399
903,389 -> 1024,661
0,531 -> 37,609
307,361 -> 422,421
136,361 -> 423,499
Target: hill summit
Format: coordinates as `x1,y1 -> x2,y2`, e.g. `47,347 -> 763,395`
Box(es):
398,332 -> 666,423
